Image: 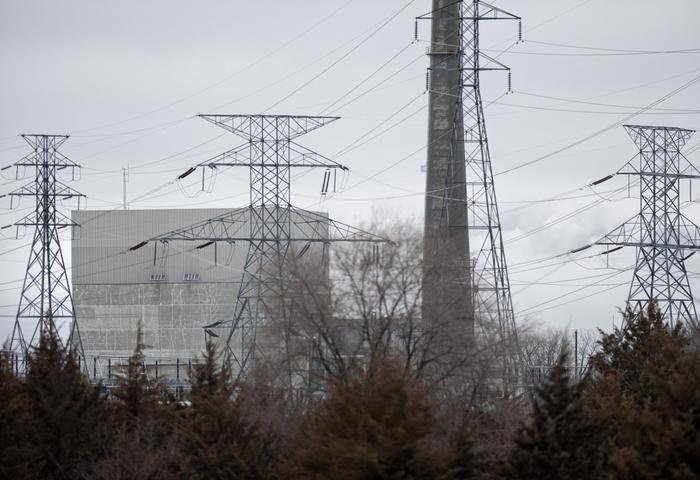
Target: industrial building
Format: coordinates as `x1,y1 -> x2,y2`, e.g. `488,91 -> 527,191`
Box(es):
71,207 -> 330,380
71,209 -> 242,373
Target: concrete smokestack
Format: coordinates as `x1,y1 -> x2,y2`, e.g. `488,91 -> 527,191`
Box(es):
422,0 -> 473,348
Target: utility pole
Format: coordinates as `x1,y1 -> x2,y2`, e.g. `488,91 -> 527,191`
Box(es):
7,135 -> 86,372
122,166 -> 128,210
595,125 -> 700,330
574,329 -> 578,372
417,1 -> 522,386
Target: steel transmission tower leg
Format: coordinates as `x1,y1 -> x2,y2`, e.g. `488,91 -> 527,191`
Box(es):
596,125 -> 700,330
8,135 -> 87,373
227,208 -> 293,378
461,1 -> 521,387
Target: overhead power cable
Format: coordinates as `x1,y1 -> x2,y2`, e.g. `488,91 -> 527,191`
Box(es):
495,73 -> 700,176
517,268 -> 632,317
493,100 -> 700,116
68,0 -> 355,136
334,92 -> 426,158
263,0 -> 418,113
319,42 -> 417,116
515,39 -> 700,55
512,91 -> 700,113
488,46 -> 700,57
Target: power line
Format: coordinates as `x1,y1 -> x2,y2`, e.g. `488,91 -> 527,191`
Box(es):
495,73 -> 700,176
325,54 -> 425,115
488,46 -> 700,57
520,278 -> 630,318
263,0 -> 419,113
513,39 -> 700,55
334,92 -> 426,157
67,0 -> 356,136
512,91 -> 700,113
319,42 -> 417,115
493,100 -> 700,116
505,184 -> 633,245
517,267 -> 631,314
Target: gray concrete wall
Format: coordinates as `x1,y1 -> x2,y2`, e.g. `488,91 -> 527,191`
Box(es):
71,208 -> 328,380
72,209 -> 246,285
74,282 -> 237,360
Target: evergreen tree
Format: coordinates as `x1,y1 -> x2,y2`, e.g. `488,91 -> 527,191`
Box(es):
502,350 -> 602,480
0,346 -> 37,478
87,324 -> 179,480
175,341 -> 282,479
586,303 -> 700,479
22,328 -> 106,479
111,324 -> 167,417
289,357 -> 453,480
444,427 -> 478,480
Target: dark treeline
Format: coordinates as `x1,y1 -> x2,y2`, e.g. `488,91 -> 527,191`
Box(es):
1,304 -> 699,479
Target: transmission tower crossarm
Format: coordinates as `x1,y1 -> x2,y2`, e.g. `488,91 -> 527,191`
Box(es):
290,208 -> 392,244
197,142 -> 349,170
473,53 -> 511,72
596,214 -> 700,250
471,1 -> 520,21
289,142 -> 349,170
145,208 -> 249,244
131,207 -> 392,247
415,0 -> 519,21
21,133 -> 69,144
9,182 -> 84,198
14,210 -> 77,228
197,114 -> 340,140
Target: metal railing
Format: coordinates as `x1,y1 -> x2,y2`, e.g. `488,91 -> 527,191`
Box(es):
1,350 -> 197,392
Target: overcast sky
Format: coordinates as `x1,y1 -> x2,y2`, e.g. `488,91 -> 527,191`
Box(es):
1,0 -> 699,343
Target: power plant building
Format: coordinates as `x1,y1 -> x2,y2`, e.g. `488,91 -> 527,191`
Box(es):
71,207 -> 329,380
71,209 -> 242,368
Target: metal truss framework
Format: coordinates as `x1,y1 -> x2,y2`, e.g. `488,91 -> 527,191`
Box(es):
596,125 -> 700,329
418,0 -> 521,385
5,135 -> 86,368
142,115 -> 388,379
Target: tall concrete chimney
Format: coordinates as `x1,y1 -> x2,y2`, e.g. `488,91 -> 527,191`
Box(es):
422,0 -> 473,348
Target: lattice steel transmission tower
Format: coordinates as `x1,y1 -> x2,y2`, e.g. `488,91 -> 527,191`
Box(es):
418,0 -> 521,382
134,115 -> 388,379
596,125 -> 700,330
5,135 -> 86,368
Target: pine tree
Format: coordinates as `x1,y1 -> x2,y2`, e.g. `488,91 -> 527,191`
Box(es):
586,303 -> 700,479
444,427 -> 478,480
87,324 -> 179,480
111,324 -> 167,417
502,350 -> 602,480
0,346 -> 38,478
175,341 -> 282,479
22,328 -> 106,479
289,356 -> 452,480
